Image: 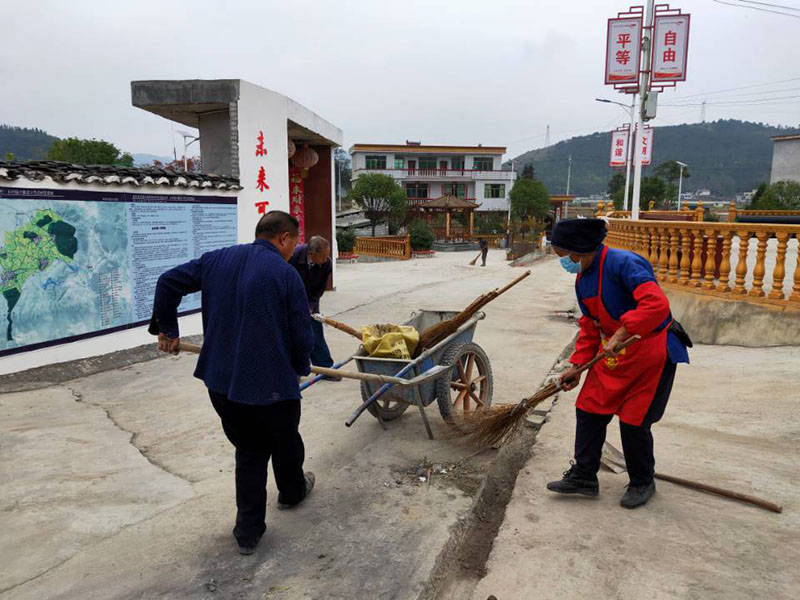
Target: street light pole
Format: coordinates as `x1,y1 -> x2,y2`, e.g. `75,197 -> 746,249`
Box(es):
676,161 -> 687,209
631,0 -> 656,220
566,154 -> 572,196
595,97 -> 636,211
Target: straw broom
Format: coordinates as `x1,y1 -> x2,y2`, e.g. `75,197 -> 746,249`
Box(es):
412,270 -> 531,357
459,335 -> 640,447
468,252 -> 482,266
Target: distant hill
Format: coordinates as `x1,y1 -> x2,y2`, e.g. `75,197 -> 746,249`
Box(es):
0,125 -> 58,161
510,120 -> 800,197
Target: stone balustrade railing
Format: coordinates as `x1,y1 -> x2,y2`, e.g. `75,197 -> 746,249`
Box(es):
605,218 -> 800,309
354,235 -> 411,259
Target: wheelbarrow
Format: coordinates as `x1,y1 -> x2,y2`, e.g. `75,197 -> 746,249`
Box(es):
341,309 -> 494,440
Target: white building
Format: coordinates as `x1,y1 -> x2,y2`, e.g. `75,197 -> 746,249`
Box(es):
349,142 -> 516,212
770,134 -> 800,184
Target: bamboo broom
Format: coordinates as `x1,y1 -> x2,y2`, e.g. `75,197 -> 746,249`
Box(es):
459,335 -> 640,447
468,252 -> 482,266
412,270 -> 531,357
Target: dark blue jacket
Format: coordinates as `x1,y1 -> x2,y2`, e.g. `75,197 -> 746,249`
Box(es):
288,243 -> 332,314
152,239 -> 314,405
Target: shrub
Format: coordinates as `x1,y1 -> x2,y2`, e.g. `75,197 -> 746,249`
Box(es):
336,227 -> 356,253
409,220 -> 435,250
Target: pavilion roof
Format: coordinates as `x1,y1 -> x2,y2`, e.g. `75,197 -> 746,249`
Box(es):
418,195 -> 481,210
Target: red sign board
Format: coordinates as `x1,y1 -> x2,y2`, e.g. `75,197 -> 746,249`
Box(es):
609,127 -> 630,168
605,17 -> 642,85
652,14 -> 690,83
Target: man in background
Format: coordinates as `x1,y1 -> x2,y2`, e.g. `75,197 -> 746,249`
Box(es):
479,237 -> 489,267
289,235 -> 338,376
152,211 -> 315,555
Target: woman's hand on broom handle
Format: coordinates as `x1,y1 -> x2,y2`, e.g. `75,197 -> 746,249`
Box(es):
604,325 -> 631,357
560,365 -> 582,391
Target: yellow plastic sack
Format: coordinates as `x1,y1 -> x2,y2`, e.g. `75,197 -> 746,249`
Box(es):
361,324 -> 420,359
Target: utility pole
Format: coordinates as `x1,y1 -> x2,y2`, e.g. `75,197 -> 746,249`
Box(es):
545,125 -> 551,148
701,100 -> 706,123
566,154 -> 572,195
623,96 -> 636,211
676,161 -> 687,209
631,0 -> 655,221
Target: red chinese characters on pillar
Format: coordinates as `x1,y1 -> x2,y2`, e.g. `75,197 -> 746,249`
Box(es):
256,166 -> 270,192
255,131 -> 267,157
254,130 -> 270,214
289,167 -> 305,243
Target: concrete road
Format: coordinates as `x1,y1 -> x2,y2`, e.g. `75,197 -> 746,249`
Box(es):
0,250 -> 578,600
470,344 -> 800,600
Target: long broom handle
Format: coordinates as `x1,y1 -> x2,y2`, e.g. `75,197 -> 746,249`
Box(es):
569,334 -> 641,379
316,316 -> 362,340
492,269 -> 531,296
653,472 -> 783,513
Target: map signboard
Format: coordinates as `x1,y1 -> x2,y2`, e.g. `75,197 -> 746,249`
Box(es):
0,187 -> 237,356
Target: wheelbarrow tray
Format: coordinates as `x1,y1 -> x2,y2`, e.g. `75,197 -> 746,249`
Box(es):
353,310 -> 480,408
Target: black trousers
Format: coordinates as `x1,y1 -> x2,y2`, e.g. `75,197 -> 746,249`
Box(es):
481,248 -> 488,265
573,360 -> 677,486
209,391 -> 307,545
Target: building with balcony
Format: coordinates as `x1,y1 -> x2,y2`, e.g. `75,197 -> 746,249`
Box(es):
349,142 -> 516,213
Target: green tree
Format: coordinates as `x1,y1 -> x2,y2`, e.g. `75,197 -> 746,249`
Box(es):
347,173 -> 408,236
4,152 -> 13,161
46,137 -> 134,166
521,163 -> 535,180
509,177 -> 549,221
608,172 -> 628,209
749,181 -> 800,210
336,227 -> 356,253
408,220 -> 435,250
640,176 -> 667,209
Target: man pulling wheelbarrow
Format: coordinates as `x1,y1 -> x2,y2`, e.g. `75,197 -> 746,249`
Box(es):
546,218 -> 691,509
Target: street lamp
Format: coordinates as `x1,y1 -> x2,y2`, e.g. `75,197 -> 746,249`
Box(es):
596,97 -> 636,212
177,130 -> 200,172
676,161 -> 688,210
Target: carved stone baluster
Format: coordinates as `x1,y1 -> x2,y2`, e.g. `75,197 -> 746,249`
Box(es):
689,228 -> 704,287
733,230 -> 751,295
648,229 -> 659,271
679,228 -> 691,285
768,231 -> 790,300
668,227 -> 680,283
717,229 -> 733,293
748,231 -> 770,297
790,236 -> 800,303
703,228 -> 718,290
658,228 -> 670,280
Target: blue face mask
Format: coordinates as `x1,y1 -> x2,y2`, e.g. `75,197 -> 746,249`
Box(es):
560,255 -> 582,274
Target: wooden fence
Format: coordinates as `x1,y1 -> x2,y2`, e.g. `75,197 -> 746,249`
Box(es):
354,235 -> 411,259
728,205 -> 800,222
605,218 -> 800,310
431,228 -> 506,247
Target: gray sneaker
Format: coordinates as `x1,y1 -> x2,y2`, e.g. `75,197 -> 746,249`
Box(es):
277,472 -> 315,510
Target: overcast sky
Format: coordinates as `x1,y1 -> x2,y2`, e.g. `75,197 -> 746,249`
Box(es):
3,0 -> 799,160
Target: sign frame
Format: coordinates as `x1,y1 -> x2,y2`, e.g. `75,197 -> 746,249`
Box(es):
605,12 -> 644,92
609,126 -> 631,168
650,10 -> 690,86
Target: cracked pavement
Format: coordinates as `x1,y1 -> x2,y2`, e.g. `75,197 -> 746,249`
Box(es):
0,251 -> 579,599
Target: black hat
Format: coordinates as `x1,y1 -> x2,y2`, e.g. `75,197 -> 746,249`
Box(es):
550,218 -> 607,253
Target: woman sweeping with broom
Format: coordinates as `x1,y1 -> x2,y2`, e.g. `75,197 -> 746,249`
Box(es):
546,218 -> 691,509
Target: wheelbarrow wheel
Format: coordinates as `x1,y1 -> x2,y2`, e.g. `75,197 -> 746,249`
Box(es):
435,342 -> 493,422
361,382 -> 410,422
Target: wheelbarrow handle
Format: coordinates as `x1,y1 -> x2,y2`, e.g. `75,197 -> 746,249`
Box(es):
299,357 -> 354,391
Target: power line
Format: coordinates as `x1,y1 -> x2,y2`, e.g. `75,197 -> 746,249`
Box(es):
736,0 -> 800,11
712,0 -> 800,18
670,76 -> 800,101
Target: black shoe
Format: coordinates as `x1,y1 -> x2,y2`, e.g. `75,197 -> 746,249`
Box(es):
235,532 -> 262,555
620,481 -> 655,509
546,464 -> 599,497
277,472 -> 315,510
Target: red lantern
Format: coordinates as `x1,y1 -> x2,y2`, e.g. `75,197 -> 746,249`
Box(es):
290,144 -> 319,171
287,139 -> 296,159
